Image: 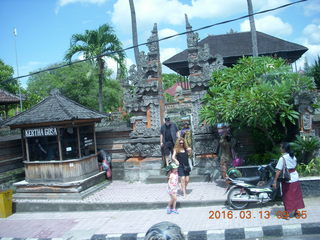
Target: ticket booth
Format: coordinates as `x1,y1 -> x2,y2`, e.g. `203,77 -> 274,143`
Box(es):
3,89 -> 107,199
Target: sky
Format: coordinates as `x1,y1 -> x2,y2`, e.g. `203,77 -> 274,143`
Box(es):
1,0 -> 320,88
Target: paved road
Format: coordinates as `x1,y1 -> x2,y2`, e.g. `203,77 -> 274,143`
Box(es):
1,181 -> 319,239
1,197 -> 319,239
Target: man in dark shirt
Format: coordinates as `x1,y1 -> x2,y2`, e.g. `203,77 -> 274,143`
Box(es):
160,117 -> 178,167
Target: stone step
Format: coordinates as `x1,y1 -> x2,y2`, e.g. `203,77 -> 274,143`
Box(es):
145,174 -> 208,184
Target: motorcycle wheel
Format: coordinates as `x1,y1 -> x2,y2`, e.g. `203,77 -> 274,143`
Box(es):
227,187 -> 249,210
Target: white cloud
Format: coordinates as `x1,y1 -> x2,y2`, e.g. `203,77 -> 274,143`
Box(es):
158,28 -> 178,40
55,0 -> 106,13
303,24 -> 320,45
57,0 -> 106,7
160,47 -> 181,63
304,1 -> 320,16
240,15 -> 292,37
112,0 -> 249,33
294,22 -> 320,71
111,0 -> 295,34
253,0 -> 290,12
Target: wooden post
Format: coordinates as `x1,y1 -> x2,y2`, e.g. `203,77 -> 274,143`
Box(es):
57,128 -> 63,160
93,124 -> 97,154
77,127 -> 81,158
25,134 -> 30,161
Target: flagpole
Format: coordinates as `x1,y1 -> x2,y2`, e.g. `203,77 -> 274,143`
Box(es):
13,27 -> 23,112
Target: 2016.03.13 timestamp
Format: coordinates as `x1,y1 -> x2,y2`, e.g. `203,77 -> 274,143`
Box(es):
209,210 -> 271,219
208,210 -> 308,220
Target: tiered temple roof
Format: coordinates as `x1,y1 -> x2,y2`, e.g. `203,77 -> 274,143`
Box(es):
163,31 -> 308,76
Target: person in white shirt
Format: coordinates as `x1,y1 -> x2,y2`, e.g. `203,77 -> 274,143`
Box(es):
272,142 -> 305,219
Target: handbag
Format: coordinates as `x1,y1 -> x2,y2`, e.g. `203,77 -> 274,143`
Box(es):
280,157 -> 291,182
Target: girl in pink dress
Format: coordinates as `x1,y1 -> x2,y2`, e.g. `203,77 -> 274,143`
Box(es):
167,163 -> 179,214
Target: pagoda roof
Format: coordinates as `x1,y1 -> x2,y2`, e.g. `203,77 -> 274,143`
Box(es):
3,89 -> 106,128
0,88 -> 21,105
163,31 -> 308,76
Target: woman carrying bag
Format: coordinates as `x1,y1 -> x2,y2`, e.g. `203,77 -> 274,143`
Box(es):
272,142 -> 305,219
172,137 -> 192,198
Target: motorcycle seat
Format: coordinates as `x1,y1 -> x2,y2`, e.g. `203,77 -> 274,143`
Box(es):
235,176 -> 261,183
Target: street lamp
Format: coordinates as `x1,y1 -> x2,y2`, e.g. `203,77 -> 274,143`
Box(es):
13,27 -> 23,112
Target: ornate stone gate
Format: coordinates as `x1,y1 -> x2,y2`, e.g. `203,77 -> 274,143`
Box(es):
122,15 -> 225,180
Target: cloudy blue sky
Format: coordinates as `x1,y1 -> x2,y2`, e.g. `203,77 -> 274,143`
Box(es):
1,0 -> 320,87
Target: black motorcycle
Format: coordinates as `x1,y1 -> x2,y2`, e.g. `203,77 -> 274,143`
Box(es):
226,161 -> 279,210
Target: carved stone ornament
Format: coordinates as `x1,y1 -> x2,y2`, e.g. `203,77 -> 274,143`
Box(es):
123,143 -> 161,157
185,14 -> 199,49
130,120 -> 159,138
302,112 -> 312,130
147,23 -> 160,56
194,138 -> 219,155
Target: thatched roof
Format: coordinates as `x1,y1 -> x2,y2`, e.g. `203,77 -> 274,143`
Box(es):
0,88 -> 21,105
3,89 -> 106,128
163,31 -> 308,76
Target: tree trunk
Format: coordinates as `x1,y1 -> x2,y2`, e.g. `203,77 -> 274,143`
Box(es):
129,0 -> 140,71
97,58 -> 104,112
247,0 -> 258,57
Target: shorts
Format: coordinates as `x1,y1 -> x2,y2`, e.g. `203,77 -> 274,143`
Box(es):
163,141 -> 174,156
178,166 -> 190,177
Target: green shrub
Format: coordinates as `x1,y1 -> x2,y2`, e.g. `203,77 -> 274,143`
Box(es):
296,157 -> 320,177
291,135 -> 320,164
247,146 -> 281,165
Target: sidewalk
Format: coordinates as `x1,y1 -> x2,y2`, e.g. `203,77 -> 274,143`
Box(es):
0,181 -> 319,240
14,180 -> 228,212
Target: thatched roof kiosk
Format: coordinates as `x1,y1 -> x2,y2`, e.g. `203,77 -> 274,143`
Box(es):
0,88 -> 21,119
3,89 -> 107,200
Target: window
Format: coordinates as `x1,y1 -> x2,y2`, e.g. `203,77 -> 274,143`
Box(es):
79,125 -> 95,156
60,127 -> 78,160
28,136 -> 59,161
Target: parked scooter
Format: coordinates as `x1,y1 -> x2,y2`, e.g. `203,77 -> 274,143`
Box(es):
226,161 -> 278,210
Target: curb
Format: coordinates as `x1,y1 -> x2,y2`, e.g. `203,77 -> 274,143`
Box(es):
0,222 -> 319,240
13,199 -> 227,213
89,222 -> 320,240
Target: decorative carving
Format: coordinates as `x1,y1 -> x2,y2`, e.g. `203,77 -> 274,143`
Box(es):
194,138 -> 219,155
147,24 -> 160,56
185,15 -> 224,89
185,14 -> 199,49
123,143 -> 161,157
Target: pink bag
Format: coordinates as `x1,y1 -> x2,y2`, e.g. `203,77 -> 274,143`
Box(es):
232,157 -> 244,167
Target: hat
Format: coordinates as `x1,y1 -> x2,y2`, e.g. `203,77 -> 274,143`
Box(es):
165,117 -> 170,121
170,163 -> 178,169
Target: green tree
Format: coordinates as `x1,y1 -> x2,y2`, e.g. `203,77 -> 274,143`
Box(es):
162,73 -> 181,102
162,73 -> 180,89
310,56 -> 320,89
0,59 -> 17,94
0,59 -> 22,117
27,62 -> 123,112
64,24 -> 125,112
200,56 -> 316,147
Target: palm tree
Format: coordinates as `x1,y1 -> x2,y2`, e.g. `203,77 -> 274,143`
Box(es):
64,24 -> 125,112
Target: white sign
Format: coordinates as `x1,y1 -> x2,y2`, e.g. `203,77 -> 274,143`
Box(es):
25,128 -> 58,138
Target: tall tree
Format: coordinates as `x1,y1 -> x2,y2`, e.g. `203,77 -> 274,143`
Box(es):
27,62 -> 123,112
247,0 -> 258,57
0,59 -> 17,93
129,0 -> 140,71
64,24 -> 125,112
